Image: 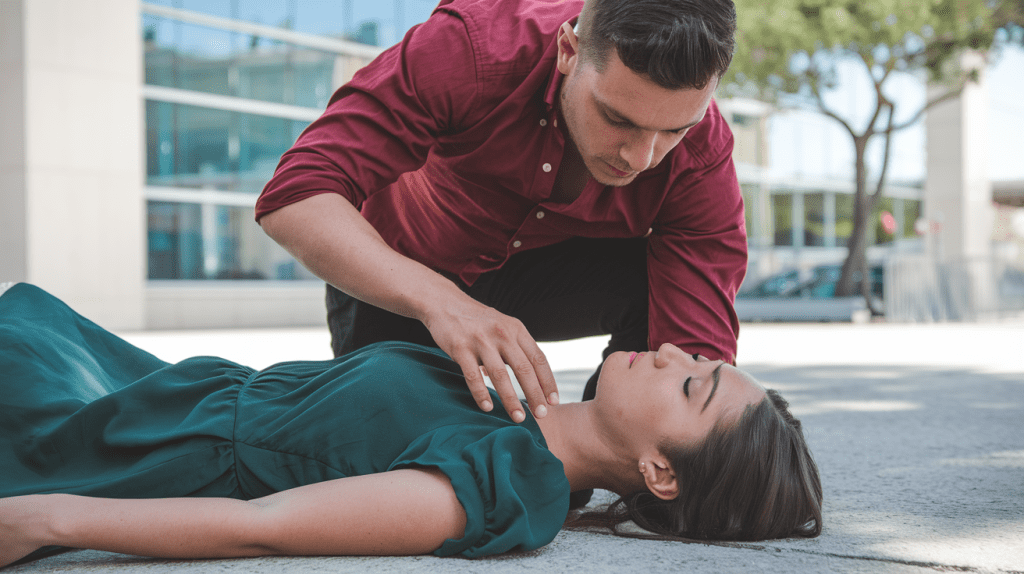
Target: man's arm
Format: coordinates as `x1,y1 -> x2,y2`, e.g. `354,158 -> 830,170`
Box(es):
260,194 -> 558,422
648,107 -> 747,364
0,468 -> 466,566
254,11 -> 557,420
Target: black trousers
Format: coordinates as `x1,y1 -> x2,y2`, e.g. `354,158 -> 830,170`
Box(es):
326,237 -> 650,401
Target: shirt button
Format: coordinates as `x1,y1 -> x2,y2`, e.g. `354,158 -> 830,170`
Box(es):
536,211 -> 545,219
513,240 -> 522,248
542,163 -> 552,172
553,119 -> 558,127
539,118 -> 548,127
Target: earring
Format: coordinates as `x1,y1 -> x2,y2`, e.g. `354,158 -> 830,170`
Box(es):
639,462 -> 646,473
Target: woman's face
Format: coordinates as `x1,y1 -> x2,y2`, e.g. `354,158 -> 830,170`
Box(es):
594,343 -> 766,450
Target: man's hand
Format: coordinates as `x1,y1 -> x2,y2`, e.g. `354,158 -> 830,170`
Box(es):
260,194 -> 558,421
423,298 -> 559,423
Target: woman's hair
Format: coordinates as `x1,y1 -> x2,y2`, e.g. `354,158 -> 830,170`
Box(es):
575,0 -> 737,90
567,389 -> 823,541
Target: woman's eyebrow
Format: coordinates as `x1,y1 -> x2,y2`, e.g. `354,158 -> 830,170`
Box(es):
700,363 -> 724,413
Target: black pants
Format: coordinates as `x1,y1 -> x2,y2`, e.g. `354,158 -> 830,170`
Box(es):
327,237 -> 649,396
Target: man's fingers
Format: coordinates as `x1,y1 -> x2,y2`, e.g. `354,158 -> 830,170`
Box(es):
455,353 -> 494,413
480,352 -> 527,423
518,335 -> 559,406
501,348 -> 549,419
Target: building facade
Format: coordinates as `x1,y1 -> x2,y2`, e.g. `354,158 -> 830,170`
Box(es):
2,1 -> 1018,329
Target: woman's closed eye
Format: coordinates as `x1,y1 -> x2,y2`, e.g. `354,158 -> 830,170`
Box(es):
683,376 -> 691,398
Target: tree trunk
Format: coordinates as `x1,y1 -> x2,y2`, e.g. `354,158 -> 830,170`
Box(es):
835,137 -> 869,297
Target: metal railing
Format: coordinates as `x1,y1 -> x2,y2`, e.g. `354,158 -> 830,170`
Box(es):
885,254 -> 1024,322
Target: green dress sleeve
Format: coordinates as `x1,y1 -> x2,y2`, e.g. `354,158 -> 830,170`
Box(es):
390,422 -> 570,557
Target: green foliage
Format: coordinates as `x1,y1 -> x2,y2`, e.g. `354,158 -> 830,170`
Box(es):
722,0 -> 1021,301
724,0 -> 1009,102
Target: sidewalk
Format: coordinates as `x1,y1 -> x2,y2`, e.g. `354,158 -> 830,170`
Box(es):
9,321 -> 1023,573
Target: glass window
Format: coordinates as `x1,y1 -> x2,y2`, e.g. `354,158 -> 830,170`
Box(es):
741,183 -> 757,245
149,201 -> 204,280
872,197 -> 896,245
142,0 -> 437,47
835,193 -> 854,248
772,194 -> 793,246
143,15 -> 344,109
148,201 -> 319,281
902,199 -> 922,238
146,101 -> 307,194
803,193 -> 825,247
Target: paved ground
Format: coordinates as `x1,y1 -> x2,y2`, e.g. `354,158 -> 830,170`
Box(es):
7,320 -> 1023,573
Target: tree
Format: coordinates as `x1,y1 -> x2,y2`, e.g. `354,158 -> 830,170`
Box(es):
723,0 -> 1022,312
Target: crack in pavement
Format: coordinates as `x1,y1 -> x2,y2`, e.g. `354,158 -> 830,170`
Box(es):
765,546 -> 1022,573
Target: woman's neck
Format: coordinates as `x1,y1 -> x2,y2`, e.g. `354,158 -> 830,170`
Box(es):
533,402 -> 639,495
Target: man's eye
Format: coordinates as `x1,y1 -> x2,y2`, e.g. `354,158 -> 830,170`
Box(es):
683,376 -> 691,398
691,353 -> 700,360
605,115 -> 629,127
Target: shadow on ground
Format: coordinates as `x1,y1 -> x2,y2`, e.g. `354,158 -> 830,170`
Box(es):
742,363 -> 1024,573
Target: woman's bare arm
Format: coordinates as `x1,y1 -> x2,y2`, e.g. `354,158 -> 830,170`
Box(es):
0,468 -> 466,567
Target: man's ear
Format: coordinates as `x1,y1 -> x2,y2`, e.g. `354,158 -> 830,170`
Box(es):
639,457 -> 679,501
556,21 -> 579,75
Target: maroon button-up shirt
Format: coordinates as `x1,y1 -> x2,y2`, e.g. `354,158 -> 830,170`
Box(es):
256,0 -> 748,362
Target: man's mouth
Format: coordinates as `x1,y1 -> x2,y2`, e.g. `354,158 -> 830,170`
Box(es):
606,162 -> 633,177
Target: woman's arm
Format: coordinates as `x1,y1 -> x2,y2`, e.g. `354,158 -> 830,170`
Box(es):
0,468 -> 466,567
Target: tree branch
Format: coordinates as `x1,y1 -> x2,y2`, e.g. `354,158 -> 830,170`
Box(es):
808,78 -> 858,138
871,103 -> 895,206
887,83 -> 967,132
859,50 -> 890,138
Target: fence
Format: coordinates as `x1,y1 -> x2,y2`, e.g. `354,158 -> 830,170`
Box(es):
885,255 -> 1024,322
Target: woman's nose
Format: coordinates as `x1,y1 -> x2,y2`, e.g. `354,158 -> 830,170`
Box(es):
655,342 -> 690,366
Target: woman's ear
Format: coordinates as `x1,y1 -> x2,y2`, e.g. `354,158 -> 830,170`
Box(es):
639,457 -> 679,501
556,21 -> 579,75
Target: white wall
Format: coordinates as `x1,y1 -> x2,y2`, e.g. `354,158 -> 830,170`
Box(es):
1,0 -> 145,329
988,45 -> 1024,182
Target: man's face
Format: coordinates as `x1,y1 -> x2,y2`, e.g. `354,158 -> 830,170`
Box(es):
557,32 -> 718,186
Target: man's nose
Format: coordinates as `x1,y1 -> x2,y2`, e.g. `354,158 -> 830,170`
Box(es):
619,131 -> 658,172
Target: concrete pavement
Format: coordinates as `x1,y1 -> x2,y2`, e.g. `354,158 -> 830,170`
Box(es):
7,320 -> 1023,573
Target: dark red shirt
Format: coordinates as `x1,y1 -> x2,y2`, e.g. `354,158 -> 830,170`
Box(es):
256,0 -> 748,362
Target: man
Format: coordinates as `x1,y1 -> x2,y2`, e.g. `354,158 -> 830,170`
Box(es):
256,0 -> 747,425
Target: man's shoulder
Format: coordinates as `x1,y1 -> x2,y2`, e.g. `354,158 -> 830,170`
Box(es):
433,0 -> 582,74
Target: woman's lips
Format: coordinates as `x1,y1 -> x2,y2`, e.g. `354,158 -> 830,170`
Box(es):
628,351 -> 638,366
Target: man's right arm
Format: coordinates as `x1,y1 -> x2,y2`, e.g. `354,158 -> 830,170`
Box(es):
259,194 -> 558,422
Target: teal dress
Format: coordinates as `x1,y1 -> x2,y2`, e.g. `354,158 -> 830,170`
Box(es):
0,284 -> 570,558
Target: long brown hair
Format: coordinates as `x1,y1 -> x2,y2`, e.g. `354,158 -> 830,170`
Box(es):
567,389 -> 822,541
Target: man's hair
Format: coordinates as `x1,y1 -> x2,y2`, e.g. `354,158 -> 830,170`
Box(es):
566,389 -> 823,541
575,0 -> 737,90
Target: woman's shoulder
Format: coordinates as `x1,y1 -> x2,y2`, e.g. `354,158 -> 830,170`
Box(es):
391,421 -> 570,557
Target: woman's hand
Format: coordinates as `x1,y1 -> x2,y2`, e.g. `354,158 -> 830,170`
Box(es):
0,495 -> 52,568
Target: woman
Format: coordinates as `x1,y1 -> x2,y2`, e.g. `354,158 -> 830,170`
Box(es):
0,283 -> 821,567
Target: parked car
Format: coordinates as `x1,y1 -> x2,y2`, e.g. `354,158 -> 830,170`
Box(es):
736,264 -> 884,322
